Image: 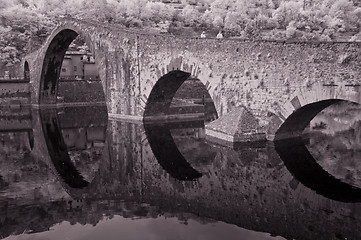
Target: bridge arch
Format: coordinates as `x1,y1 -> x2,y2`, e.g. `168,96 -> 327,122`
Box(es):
143,69 -> 218,122
269,83 -> 361,141
38,23 -> 105,105
142,53 -> 219,122
24,61 -> 30,82
143,70 -> 191,118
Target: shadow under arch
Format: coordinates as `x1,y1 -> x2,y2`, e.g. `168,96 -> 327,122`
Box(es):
275,99 -> 343,141
143,70 -> 218,121
144,70 -> 191,118
275,137 -> 361,202
39,27 -> 106,106
39,109 -> 89,188
40,29 -> 78,104
27,129 -> 34,150
143,121 -> 204,181
24,61 -> 30,82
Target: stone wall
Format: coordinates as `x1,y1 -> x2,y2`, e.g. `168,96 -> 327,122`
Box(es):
0,81 -> 30,107
57,80 -> 105,104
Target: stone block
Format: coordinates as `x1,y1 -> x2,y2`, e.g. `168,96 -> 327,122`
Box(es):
205,106 -> 266,146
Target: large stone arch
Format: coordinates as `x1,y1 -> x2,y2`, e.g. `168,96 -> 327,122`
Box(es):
39,28 -> 77,104
35,23 -> 108,106
268,83 -> 361,140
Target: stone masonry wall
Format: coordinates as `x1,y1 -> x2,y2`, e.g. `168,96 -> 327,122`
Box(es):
0,81 -> 30,107
57,80 -> 105,104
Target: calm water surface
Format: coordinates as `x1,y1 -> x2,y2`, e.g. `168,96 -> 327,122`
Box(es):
0,105 -> 361,240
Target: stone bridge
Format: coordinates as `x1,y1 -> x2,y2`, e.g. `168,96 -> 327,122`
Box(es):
22,17 -> 361,142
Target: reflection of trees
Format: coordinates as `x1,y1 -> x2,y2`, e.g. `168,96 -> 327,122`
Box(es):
144,122 -> 203,181
275,137 -> 361,202
0,129 -> 62,199
307,121 -> 361,188
311,102 -> 361,135
0,198 -> 220,239
171,128 -> 217,173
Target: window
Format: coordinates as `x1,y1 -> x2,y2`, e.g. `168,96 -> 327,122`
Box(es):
74,66 -> 77,71
62,68 -> 66,72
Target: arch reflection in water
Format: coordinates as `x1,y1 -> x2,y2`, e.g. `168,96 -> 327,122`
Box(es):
275,99 -> 342,140
275,137 -> 361,202
2,115 -> 361,239
144,121 -> 206,181
28,129 -> 34,150
40,106 -> 108,189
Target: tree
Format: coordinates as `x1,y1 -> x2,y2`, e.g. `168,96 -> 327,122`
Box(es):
0,0 -> 14,9
272,1 -> 303,29
181,5 -> 200,26
79,0 -> 113,21
142,2 -> 174,23
0,46 -> 20,66
127,0 -> 148,19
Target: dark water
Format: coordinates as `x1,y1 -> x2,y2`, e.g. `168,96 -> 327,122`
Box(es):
0,105 -> 361,240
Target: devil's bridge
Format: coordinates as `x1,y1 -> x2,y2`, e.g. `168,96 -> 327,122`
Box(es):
21,17 -> 361,143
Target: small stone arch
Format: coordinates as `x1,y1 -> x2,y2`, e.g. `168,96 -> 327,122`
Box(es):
143,69 -> 218,122
268,83 -> 361,140
142,56 -> 219,122
144,70 -> 191,118
24,61 -> 30,82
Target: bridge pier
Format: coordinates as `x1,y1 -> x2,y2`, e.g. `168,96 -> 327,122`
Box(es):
205,106 -> 266,147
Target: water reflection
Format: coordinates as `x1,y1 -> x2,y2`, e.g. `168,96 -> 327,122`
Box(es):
40,109 -> 90,188
275,137 -> 361,202
38,107 -> 108,191
308,102 -> 361,188
1,201 -> 284,240
0,106 -> 361,240
144,121 -> 204,180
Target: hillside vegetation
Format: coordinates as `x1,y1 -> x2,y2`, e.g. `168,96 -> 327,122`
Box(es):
1,0 -> 361,71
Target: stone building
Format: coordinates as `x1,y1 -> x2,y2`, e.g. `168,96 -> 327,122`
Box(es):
60,51 -> 99,80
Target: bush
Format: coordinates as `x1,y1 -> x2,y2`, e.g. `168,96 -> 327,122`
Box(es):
125,17 -> 143,28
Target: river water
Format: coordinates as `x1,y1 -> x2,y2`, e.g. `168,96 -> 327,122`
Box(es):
0,103 -> 360,240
